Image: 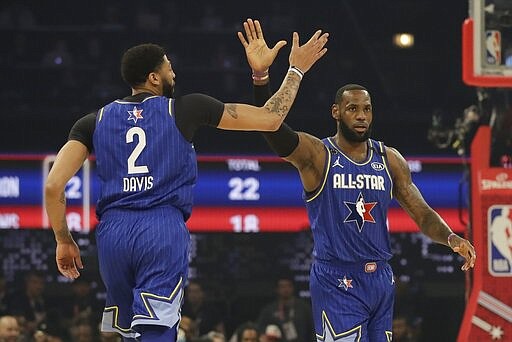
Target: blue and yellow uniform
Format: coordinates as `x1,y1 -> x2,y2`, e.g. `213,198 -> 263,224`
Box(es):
306,137 -> 394,342
93,95 -> 195,338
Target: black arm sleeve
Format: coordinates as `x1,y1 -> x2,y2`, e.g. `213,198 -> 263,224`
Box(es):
68,112 -> 96,153
254,84 -> 299,157
174,93 -> 225,142
254,83 -> 272,107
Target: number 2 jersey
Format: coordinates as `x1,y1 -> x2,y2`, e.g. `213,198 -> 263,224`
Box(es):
69,92 -> 224,221
305,137 -> 394,263
94,95 -> 199,219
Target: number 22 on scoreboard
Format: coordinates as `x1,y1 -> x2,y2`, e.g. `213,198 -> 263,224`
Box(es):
228,177 -> 260,201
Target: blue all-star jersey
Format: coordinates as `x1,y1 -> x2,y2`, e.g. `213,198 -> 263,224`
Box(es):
305,137 -> 394,263
93,95 -> 196,220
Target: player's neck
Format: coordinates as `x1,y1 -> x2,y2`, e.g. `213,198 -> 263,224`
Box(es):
132,86 -> 159,96
334,133 -> 369,162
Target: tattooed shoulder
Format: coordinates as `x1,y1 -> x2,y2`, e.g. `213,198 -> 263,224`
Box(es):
225,104 -> 238,119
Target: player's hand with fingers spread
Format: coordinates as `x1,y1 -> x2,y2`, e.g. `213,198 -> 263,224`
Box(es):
448,234 -> 476,271
237,18 -> 287,74
288,29 -> 329,74
56,237 -> 83,279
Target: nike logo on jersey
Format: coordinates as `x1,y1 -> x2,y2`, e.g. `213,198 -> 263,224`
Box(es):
332,156 -> 344,168
343,192 -> 377,232
333,173 -> 385,191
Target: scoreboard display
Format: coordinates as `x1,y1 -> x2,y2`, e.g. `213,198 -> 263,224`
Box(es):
0,154 -> 468,233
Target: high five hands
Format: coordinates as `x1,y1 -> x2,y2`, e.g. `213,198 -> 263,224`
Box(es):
237,18 -> 329,75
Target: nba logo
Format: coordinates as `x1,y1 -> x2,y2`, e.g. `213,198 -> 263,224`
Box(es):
485,30 -> 501,65
488,205 -> 512,276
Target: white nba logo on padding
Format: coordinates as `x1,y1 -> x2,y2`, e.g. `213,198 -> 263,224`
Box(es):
488,205 -> 512,276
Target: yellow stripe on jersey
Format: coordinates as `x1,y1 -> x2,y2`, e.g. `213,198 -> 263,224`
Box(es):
168,99 -> 173,117
306,144 -> 331,203
327,137 -> 373,166
98,107 -> 105,122
114,96 -> 159,104
379,141 -> 394,199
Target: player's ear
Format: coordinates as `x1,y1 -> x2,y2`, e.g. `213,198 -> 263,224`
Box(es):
148,72 -> 160,86
331,104 -> 340,120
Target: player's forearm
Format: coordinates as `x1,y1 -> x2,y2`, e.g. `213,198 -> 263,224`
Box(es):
45,189 -> 72,243
260,68 -> 303,129
254,77 -> 299,157
418,210 -> 454,246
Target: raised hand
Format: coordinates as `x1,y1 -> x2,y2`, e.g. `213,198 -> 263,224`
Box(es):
238,18 -> 287,74
288,29 -> 329,74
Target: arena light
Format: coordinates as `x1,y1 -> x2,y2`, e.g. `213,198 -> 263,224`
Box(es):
393,33 -> 415,48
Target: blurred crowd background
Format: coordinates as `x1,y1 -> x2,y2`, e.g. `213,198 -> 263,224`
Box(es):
0,0 -> 498,341
0,0 -> 478,156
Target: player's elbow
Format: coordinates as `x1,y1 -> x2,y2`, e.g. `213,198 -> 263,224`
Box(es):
265,120 -> 282,132
44,179 -> 63,199
259,113 -> 282,132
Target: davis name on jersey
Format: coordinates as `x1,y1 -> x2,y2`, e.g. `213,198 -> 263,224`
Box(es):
123,176 -> 154,192
332,173 -> 386,191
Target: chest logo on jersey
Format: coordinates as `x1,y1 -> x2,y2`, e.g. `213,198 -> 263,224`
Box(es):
332,173 -> 385,191
332,156 -> 344,168
127,106 -> 144,124
343,192 -> 377,232
371,161 -> 385,171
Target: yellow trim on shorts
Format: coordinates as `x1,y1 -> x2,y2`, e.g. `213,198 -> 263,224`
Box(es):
386,330 -> 393,341
316,310 -> 362,341
305,144 -> 331,203
102,306 -> 132,332
132,277 -> 183,320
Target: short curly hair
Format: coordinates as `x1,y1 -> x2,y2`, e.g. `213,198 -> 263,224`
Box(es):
120,43 -> 166,88
334,84 -> 368,104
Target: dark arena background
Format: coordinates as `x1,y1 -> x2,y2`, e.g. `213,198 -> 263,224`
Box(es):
1,1 -> 511,341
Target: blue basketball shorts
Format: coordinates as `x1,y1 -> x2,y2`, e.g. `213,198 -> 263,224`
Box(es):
96,206 -> 190,339
310,260 -> 395,342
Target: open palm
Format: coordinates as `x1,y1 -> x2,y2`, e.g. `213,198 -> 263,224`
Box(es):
238,18 -> 287,73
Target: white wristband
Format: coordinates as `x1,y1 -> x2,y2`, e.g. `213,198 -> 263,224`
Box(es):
288,66 -> 304,80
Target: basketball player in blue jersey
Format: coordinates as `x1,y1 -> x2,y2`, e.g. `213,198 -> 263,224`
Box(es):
44,28 -> 328,342
238,19 -> 476,342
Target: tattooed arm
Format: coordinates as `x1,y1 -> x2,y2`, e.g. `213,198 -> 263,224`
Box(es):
387,146 -> 476,271
45,140 -> 85,279
217,71 -> 302,131
217,29 -> 328,131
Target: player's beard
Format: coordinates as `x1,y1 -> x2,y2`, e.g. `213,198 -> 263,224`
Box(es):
338,119 -> 372,143
162,80 -> 174,98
